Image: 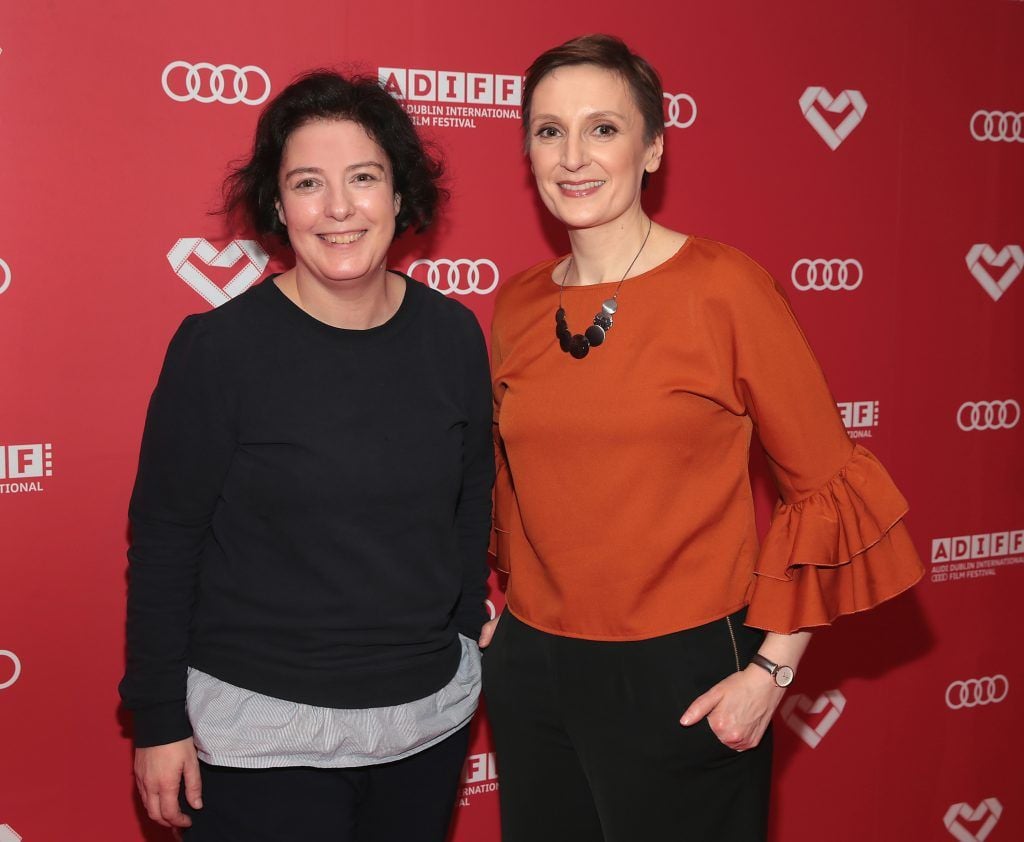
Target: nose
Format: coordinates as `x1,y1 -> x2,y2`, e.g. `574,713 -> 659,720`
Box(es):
325,183 -> 354,221
560,133 -> 588,172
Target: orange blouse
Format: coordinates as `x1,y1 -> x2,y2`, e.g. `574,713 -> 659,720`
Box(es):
490,236 -> 923,638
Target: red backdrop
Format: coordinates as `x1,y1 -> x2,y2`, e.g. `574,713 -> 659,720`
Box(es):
1,1 -> 1022,840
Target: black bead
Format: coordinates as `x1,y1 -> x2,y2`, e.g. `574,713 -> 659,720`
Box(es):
559,330 -> 572,352
594,313 -> 612,330
555,308 -> 565,323
584,324 -> 606,346
569,334 -> 590,359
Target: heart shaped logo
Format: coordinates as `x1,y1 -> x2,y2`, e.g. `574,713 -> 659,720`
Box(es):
780,689 -> 846,748
944,798 -> 1003,842
966,244 -> 1023,302
0,824 -> 22,842
167,238 -> 269,307
799,87 -> 868,150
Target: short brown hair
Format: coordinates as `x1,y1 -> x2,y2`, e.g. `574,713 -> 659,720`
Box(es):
521,34 -> 664,148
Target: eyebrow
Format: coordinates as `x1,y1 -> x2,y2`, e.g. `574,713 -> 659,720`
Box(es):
283,161 -> 387,179
530,110 -> 628,125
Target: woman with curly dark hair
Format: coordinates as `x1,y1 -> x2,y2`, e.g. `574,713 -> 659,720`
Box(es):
119,71 -> 493,840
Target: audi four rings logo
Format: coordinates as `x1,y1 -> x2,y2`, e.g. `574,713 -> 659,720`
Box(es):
663,93 -> 697,129
956,400 -> 1021,431
945,676 -> 1009,710
162,61 -> 271,105
970,110 -> 1024,143
407,259 -> 500,295
0,650 -> 21,690
791,259 -> 863,291
0,257 -> 10,295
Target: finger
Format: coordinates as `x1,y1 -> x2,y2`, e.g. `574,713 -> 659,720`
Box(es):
158,783 -> 192,829
183,755 -> 203,810
680,688 -> 721,726
479,618 -> 499,648
145,791 -> 172,828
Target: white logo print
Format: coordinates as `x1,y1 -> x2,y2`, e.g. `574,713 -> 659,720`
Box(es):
956,400 -> 1021,431
799,87 -> 868,150
965,244 -> 1023,301
0,443 -> 52,480
407,258 -> 500,295
162,61 -> 271,105
167,239 -> 269,308
663,93 -> 697,129
379,68 -> 522,106
0,650 -> 21,690
0,824 -> 22,842
944,799 -> 1002,842
931,530 -> 1024,563
0,257 -> 10,295
970,110 -> 1024,143
791,258 -> 863,290
945,675 -> 1009,710
781,689 -> 846,748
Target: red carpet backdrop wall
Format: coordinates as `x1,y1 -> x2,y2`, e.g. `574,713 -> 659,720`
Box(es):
1,1 -> 1022,839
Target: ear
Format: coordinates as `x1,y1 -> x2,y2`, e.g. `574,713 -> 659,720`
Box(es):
275,198 -> 286,228
393,192 -> 402,216
644,134 -> 665,174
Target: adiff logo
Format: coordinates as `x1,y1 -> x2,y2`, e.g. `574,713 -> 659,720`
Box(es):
780,689 -> 846,748
1,443 -> 52,494
167,239 -> 269,308
943,799 -> 1002,842
799,87 -> 867,149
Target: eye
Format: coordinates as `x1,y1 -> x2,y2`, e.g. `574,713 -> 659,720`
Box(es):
534,125 -> 561,139
594,123 -> 618,137
293,177 -> 320,190
352,172 -> 379,183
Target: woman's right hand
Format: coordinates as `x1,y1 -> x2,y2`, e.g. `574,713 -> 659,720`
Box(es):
478,614 -> 501,648
134,737 -> 202,828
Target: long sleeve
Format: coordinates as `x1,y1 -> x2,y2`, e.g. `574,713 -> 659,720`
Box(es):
452,308 -> 496,640
118,315 -> 236,747
713,264 -> 923,633
488,317 -> 520,576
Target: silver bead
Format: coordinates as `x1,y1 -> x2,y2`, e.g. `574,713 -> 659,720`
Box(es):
601,299 -> 618,315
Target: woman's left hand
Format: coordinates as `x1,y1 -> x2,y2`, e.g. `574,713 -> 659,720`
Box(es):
478,615 -> 501,648
679,666 -> 786,751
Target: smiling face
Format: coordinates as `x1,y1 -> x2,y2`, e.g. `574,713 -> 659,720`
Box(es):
276,119 -> 400,287
527,64 -> 663,233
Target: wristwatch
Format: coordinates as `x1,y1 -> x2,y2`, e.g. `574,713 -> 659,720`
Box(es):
750,653 -> 795,688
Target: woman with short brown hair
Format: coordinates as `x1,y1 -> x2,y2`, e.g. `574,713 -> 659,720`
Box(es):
482,34 -> 922,841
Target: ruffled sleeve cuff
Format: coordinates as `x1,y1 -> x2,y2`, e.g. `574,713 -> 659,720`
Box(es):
746,444 -> 924,633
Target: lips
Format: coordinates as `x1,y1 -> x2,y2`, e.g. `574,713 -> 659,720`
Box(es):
557,180 -> 605,197
318,231 -> 366,245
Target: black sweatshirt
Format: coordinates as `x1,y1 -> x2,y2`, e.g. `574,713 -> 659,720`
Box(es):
119,275 -> 494,747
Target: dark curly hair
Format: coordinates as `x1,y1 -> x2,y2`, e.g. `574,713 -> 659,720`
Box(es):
223,70 -> 445,242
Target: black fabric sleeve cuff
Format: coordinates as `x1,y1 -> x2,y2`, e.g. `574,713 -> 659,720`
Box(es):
131,701 -> 194,748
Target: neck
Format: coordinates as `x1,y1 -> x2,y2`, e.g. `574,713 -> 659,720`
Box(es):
565,204 -> 650,285
282,262 -> 402,330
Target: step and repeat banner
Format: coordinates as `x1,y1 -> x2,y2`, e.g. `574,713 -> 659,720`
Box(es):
1,1 -> 1021,840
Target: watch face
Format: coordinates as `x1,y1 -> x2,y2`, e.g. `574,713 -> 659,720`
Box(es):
775,666 -> 795,687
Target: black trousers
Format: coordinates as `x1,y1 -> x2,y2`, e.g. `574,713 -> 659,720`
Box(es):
482,609 -> 772,842
182,725 -> 469,842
